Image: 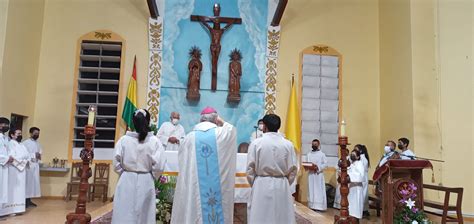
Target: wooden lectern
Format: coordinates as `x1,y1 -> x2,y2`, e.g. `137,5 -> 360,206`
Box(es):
373,160 -> 433,224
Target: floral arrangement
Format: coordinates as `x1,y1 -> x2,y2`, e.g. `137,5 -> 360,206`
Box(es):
394,182 -> 430,224
155,175 -> 177,224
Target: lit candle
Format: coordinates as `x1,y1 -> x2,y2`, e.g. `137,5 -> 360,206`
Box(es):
87,105 -> 96,126
340,119 -> 346,136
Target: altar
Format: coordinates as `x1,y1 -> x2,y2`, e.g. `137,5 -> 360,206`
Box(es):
161,151 -> 251,203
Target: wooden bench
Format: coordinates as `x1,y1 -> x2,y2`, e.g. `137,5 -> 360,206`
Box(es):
368,180 -> 381,217
423,184 -> 464,224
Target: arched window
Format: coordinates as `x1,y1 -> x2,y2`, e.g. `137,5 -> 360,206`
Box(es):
299,45 -> 342,166
68,30 -> 125,161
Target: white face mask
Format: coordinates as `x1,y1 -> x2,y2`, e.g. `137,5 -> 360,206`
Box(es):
258,124 -> 264,131
171,118 -> 179,125
384,146 -> 391,153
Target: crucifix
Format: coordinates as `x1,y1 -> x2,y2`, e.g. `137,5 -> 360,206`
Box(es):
191,4 -> 242,91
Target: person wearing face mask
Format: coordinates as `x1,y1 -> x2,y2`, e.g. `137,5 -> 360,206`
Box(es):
398,137 -> 415,160
377,140 -> 401,168
0,128 -> 29,216
22,127 -> 42,207
347,149 -> 366,220
249,119 -> 264,143
305,139 -> 328,211
156,111 -> 186,151
0,117 -> 13,207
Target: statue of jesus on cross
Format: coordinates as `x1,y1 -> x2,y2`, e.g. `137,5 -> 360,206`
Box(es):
191,4 -> 242,91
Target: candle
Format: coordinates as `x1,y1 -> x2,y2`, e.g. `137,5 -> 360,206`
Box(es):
87,105 -> 96,126
340,119 -> 346,136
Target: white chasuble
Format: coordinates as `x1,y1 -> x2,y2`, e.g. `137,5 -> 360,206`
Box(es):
156,121 -> 186,151
23,138 -> 42,198
246,132 -> 298,224
0,140 -> 29,216
307,150 -> 328,211
171,122 -> 237,224
112,132 -> 166,224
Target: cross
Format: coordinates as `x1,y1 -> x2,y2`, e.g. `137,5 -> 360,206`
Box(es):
191,4 -> 242,91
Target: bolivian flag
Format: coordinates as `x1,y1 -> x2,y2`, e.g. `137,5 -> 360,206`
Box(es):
122,56 -> 138,130
285,76 -> 301,153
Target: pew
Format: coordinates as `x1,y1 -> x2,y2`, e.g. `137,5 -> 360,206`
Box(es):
368,180 -> 381,217
423,184 -> 464,224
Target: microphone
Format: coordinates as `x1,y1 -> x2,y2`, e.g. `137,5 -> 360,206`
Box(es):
253,126 -> 258,129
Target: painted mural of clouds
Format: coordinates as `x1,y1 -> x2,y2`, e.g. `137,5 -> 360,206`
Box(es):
238,0 -> 267,92
162,0 -> 195,88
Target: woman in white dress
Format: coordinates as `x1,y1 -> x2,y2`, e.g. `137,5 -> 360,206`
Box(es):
347,149 -> 366,220
354,144 -> 370,217
112,109 -> 166,224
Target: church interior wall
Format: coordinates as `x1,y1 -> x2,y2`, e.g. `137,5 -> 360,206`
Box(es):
0,0 -> 472,215
277,0 -> 381,202
0,0 -> 45,130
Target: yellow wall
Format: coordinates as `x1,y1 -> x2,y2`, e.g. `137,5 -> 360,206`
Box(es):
379,0 -> 415,147
33,0 -> 150,198
0,0 -> 45,130
436,0 -> 473,213
0,0 -> 9,96
278,0 -> 381,201
378,0 -> 473,214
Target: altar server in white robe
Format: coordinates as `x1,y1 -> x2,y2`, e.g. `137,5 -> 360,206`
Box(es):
354,144 -> 370,216
347,149 -> 366,220
171,107 -> 237,224
112,109 -> 166,224
333,148 -> 349,209
0,129 -> 29,216
306,139 -> 328,211
23,127 -> 42,207
156,111 -> 186,151
247,114 -> 298,224
0,117 -> 12,205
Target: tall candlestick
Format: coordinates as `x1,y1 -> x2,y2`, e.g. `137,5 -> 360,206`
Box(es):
340,119 -> 346,137
87,105 -> 96,126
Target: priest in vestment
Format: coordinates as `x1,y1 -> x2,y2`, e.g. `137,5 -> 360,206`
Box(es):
171,107 -> 237,224
156,111 -> 186,151
246,114 -> 297,224
0,129 -> 29,216
347,150 -> 365,220
0,118 -> 11,205
306,139 -> 328,211
23,127 -> 42,207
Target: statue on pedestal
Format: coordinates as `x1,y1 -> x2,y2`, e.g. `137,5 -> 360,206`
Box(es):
186,46 -> 202,101
227,49 -> 242,103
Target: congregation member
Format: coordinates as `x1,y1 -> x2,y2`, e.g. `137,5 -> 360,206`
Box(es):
0,129 -> 30,216
156,111 -> 185,151
398,137 -> 415,160
377,140 -> 400,168
347,149 -> 365,220
249,119 -> 264,143
112,109 -> 166,224
306,139 -> 328,211
246,114 -> 297,224
23,127 -> 42,207
354,144 -> 370,216
0,118 -> 12,209
171,107 -> 237,224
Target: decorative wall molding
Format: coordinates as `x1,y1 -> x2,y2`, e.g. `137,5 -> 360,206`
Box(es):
264,26 -> 281,114
147,17 -> 164,125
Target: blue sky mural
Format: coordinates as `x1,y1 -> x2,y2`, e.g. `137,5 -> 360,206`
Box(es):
160,0 -> 268,146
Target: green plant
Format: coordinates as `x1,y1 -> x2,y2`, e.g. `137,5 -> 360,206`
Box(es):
394,183 -> 429,224
155,175 -> 176,224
